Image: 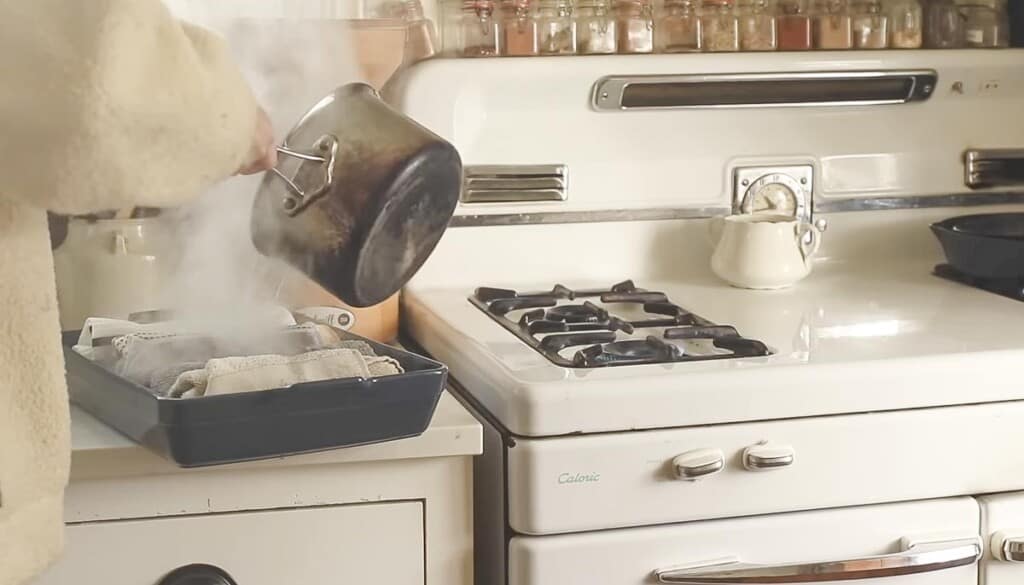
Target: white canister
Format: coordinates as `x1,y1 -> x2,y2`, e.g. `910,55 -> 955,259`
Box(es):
53,218 -> 178,331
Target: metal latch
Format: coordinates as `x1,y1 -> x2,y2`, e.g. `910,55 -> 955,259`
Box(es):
461,164 -> 568,204
965,149 -> 1024,189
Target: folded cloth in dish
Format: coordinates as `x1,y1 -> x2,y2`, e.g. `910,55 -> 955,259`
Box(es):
167,348 -> 405,398
113,323 -> 327,390
147,361 -> 207,397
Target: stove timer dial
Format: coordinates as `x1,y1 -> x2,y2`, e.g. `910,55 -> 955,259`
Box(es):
734,166 -> 814,225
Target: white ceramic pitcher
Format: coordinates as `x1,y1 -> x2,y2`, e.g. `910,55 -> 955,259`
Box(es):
710,214 -> 822,290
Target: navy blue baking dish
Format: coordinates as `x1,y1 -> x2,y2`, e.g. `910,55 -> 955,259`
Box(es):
62,331 -> 447,467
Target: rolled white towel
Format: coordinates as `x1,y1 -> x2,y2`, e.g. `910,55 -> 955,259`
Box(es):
75,305 -> 299,348
168,348 -> 405,398
76,317 -> 180,348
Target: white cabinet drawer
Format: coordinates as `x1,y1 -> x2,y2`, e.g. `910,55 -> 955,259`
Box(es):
510,498 -> 981,585
36,501 -> 424,585
508,401 -> 1024,534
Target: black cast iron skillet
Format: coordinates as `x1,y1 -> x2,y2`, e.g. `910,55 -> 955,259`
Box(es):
931,213 -> 1024,279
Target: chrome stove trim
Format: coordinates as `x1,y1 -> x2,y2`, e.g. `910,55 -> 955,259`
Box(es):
655,537 -> 981,584
965,149 -> 1024,189
448,192 -> 1024,227
462,164 -> 569,204
593,70 -> 938,111
815,191 -> 1024,212
450,207 -> 731,227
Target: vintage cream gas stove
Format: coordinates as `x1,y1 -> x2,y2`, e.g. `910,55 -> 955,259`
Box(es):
387,50 -> 1024,585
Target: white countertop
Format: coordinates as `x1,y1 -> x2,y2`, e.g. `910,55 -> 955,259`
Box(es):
70,391 -> 482,480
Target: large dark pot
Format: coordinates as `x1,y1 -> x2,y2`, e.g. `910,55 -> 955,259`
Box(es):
251,83 -> 462,308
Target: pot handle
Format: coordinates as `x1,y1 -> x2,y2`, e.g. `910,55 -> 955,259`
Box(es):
269,135 -> 339,217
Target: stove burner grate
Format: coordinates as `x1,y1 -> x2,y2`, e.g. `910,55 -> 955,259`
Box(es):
469,280 -> 772,368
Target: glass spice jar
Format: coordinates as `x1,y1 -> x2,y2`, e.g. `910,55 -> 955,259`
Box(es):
441,0 -> 465,55
851,0 -> 888,48
657,0 -> 702,51
738,0 -> 778,50
536,0 -> 578,54
996,0 -> 1011,47
501,0 -> 540,55
813,0 -> 853,49
1011,0 -> 1023,47
459,0 -> 503,56
924,0 -> 964,48
961,2 -> 1007,48
577,0 -> 618,53
888,0 -> 922,48
615,0 -> 655,53
777,0 -> 812,49
400,0 -> 440,62
701,0 -> 740,51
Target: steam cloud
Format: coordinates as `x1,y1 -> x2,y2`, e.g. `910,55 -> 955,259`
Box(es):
155,1 -> 366,340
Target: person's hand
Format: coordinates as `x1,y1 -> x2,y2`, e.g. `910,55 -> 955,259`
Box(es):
237,108 -> 277,175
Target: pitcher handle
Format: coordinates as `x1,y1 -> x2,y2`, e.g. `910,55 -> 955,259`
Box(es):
796,222 -> 822,263
111,231 -> 129,256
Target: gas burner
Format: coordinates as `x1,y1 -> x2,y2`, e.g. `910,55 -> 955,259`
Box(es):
547,303 -> 606,323
935,264 -> 1024,302
469,281 -> 771,368
574,337 -> 683,367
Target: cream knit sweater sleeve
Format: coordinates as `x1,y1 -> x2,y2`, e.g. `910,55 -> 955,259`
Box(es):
0,0 -> 259,214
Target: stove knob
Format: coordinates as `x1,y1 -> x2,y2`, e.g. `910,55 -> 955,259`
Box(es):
743,442 -> 795,471
992,532 -> 1024,562
158,564 -> 237,585
672,448 -> 725,481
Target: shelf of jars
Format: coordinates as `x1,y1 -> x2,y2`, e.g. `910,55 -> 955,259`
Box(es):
435,0 -> 1016,57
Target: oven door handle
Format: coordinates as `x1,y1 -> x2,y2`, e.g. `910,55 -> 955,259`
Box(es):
655,537 -> 982,584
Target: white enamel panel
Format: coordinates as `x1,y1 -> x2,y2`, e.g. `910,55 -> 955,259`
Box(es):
506,401 -> 1024,535
388,52 -> 1024,217
509,498 -> 980,585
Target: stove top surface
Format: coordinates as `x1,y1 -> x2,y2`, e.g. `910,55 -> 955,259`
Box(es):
405,260 -> 1024,436
470,280 -> 770,368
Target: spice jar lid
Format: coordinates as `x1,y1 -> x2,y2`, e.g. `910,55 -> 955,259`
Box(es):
463,0 -> 497,9
779,0 -> 808,12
